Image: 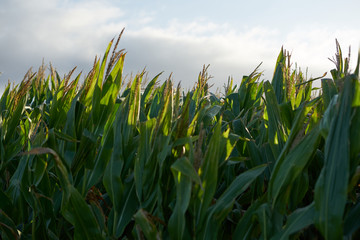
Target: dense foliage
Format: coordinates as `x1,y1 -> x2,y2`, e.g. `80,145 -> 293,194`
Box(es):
0,33 -> 360,239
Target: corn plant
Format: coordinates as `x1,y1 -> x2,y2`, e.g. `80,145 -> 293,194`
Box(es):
0,33 -> 359,239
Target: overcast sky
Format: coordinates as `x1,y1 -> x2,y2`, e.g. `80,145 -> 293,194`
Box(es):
1,0 -> 360,93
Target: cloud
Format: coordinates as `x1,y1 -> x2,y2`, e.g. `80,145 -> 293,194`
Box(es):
122,22 -> 360,89
121,23 -> 281,89
1,0 -> 360,93
278,26 -> 360,84
131,22 -> 360,88
0,0 -> 125,90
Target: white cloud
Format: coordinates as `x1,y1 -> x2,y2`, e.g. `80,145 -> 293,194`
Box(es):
1,0 -> 360,93
0,0 -> 125,91
121,23 -> 360,91
283,27 -> 360,78
120,23 -> 282,89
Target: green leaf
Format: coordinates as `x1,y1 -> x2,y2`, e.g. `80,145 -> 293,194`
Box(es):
127,74 -> 142,127
255,203 -> 283,239
155,79 -> 173,136
314,76 -> 354,240
134,209 -> 160,240
103,141 -> 124,213
196,118 -> 223,229
233,198 -> 264,239
71,129 -> 98,174
6,156 -> 27,206
114,183 -> 139,238
30,155 -> 48,186
22,147 -> 71,195
226,93 -> 240,118
0,190 -> 13,216
350,79 -> 360,167
201,164 -> 267,240
344,200 -> 360,238
86,122 -> 114,190
4,95 -> 26,144
100,53 -> 124,106
0,209 -> 19,240
171,157 -> 201,185
264,81 -> 287,158
0,83 -> 10,113
91,39 -> 113,127
135,118 -> 156,202
271,47 -> 285,104
141,72 -> 162,111
321,78 -> 338,109
271,203 -> 316,240
66,186 -> 105,240
168,157 -> 193,240
269,126 -> 320,211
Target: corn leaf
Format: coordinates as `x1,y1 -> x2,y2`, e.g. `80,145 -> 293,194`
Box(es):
271,202 -> 316,240
314,76 -> 354,240
196,118 -> 223,229
269,126 -> 320,211
134,209 -> 160,240
113,183 -> 139,238
271,47 -> 286,104
66,186 -> 105,240
201,164 -> 267,240
344,200 -> 360,238
168,157 -> 193,240
264,81 -> 287,158
0,209 -> 19,240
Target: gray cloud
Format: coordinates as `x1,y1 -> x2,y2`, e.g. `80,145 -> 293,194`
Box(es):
1,0 -> 360,94
121,25 -> 280,90
0,0 -> 124,88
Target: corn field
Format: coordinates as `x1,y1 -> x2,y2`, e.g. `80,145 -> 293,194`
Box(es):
0,32 -> 360,239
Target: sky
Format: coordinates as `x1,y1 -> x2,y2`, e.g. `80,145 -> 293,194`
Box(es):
1,0 -> 360,93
